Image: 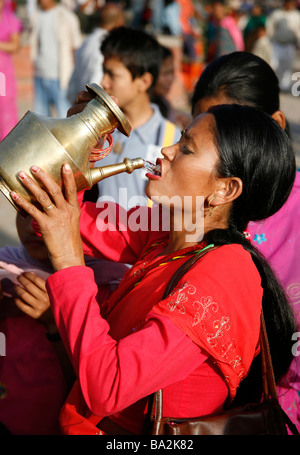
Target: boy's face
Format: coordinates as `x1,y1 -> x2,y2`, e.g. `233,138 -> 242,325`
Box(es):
16,213 -> 49,262
101,58 -> 143,110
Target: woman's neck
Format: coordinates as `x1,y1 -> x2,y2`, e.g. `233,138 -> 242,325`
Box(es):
163,236 -> 197,256
163,210 -> 228,255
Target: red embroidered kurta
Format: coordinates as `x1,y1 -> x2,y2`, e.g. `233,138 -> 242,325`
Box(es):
46,201 -> 263,434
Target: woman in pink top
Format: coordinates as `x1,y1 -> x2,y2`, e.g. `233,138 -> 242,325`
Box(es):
11,103 -> 296,435
0,0 -> 21,141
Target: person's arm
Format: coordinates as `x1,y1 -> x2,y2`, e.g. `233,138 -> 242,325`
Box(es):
21,164 -> 164,267
46,266 -> 207,416
0,32 -> 20,54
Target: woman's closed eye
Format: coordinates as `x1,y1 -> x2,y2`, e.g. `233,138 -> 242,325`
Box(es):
181,145 -> 193,155
179,129 -> 195,155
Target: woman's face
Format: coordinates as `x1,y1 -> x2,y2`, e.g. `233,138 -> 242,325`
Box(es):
146,113 -> 220,210
193,92 -> 286,131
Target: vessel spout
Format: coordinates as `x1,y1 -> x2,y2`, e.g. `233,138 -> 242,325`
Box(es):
89,157 -> 144,186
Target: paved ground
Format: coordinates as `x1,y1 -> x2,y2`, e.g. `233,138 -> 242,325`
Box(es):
0,44 -> 299,248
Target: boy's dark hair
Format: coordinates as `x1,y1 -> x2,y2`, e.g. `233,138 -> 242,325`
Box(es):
101,26 -> 162,89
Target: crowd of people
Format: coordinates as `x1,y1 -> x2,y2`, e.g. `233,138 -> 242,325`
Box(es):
0,0 -> 299,437
1,0 -> 300,134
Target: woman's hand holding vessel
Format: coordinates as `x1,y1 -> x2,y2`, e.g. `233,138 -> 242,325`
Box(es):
11,164 -> 85,272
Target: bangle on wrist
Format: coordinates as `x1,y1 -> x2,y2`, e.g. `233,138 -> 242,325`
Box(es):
45,331 -> 61,342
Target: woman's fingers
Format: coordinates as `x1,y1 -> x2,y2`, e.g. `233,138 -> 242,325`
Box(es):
14,272 -> 51,320
11,189 -> 45,222
14,297 -> 38,318
61,163 -> 79,208
30,165 -> 66,208
15,166 -> 62,212
11,164 -> 78,215
30,163 -> 78,207
16,272 -> 47,301
18,272 -> 47,294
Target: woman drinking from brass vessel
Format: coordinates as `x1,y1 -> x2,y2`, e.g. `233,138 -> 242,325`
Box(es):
10,104 -> 297,435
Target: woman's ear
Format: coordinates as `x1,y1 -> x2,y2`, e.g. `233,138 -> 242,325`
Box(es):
209,177 -> 243,208
272,110 -> 286,131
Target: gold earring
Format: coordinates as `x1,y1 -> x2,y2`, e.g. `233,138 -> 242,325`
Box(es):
208,195 -> 216,216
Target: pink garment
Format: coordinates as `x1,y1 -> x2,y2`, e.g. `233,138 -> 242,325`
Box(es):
248,171 -> 300,433
0,247 -> 67,435
0,0 -> 22,140
248,172 -> 300,323
0,242 -> 121,434
221,15 -> 244,51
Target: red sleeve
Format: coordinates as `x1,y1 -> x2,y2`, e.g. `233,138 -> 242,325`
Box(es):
79,200 -> 168,263
32,191 -> 168,264
46,266 -> 207,417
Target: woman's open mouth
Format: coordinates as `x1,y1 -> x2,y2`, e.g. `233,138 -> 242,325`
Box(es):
143,159 -> 162,179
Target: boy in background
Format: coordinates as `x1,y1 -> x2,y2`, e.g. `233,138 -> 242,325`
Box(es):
87,26 -> 181,208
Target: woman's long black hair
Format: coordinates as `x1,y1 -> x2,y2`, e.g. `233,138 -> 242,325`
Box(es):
206,104 -> 297,405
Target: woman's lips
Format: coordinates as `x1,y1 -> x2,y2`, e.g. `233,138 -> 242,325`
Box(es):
146,158 -> 162,180
146,172 -> 161,180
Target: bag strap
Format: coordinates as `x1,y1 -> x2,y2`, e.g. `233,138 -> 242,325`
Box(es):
151,244 -> 283,423
259,311 -> 279,402
258,313 -> 299,437
150,245 -> 218,428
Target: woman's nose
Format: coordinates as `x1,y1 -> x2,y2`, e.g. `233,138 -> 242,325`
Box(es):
161,144 -> 176,161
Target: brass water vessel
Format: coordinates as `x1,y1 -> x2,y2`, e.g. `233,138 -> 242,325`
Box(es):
0,83 -> 144,211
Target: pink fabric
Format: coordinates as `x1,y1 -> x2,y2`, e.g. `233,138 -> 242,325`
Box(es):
221,16 -> 244,51
0,258 -> 68,435
0,242 -> 119,434
0,0 -> 22,140
248,171 -> 300,432
248,172 -> 300,321
45,202 -> 263,434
